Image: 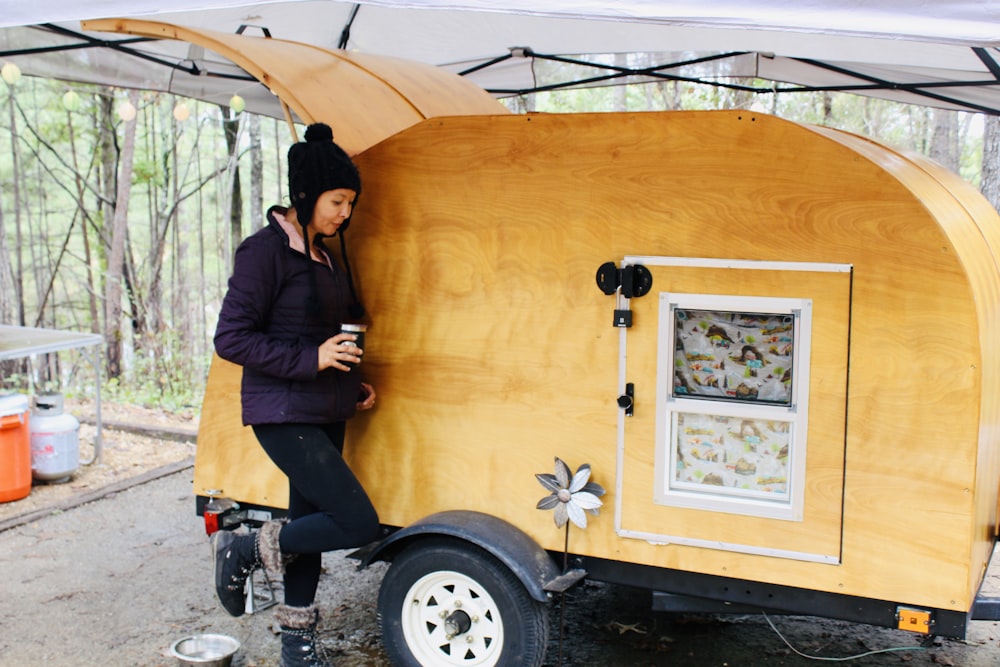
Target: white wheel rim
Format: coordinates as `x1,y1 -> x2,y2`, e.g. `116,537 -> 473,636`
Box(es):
399,569 -> 505,666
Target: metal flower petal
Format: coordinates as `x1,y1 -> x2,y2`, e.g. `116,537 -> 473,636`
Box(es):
554,457 -> 572,488
535,472 -> 562,493
569,463 -> 592,493
566,500 -> 588,529
553,502 -> 569,528
569,491 -> 603,511
536,493 -> 561,510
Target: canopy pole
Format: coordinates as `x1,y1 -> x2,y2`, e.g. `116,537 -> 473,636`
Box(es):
281,101 -> 298,142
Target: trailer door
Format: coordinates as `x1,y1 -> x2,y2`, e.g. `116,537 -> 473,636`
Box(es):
614,256 -> 851,564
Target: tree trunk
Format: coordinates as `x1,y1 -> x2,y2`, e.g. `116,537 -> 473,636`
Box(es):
982,115 -> 1000,212
612,53 -> 628,112
0,200 -> 12,324
195,141 -> 207,358
8,81 -> 25,326
147,103 -> 163,340
929,108 -> 960,173
655,80 -> 682,111
69,98 -> 101,333
219,106 -> 243,253
97,88 -> 117,335
250,113 -> 264,231
104,90 -> 139,379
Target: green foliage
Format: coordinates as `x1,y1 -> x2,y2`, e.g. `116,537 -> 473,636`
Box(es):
101,332 -> 208,412
0,78 -> 295,416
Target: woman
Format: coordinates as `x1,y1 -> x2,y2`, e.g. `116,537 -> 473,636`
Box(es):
211,123 -> 380,667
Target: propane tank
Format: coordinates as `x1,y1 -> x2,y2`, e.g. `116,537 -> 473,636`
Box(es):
30,392 -> 80,483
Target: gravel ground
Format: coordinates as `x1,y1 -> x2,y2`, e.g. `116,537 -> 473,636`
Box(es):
3,415 -> 1000,666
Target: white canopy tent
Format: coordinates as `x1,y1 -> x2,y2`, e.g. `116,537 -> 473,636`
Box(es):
0,0 -> 999,119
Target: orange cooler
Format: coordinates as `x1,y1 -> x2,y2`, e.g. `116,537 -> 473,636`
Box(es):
0,394 -> 31,502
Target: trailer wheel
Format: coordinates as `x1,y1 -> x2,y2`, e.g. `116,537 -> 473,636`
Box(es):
378,538 -> 549,667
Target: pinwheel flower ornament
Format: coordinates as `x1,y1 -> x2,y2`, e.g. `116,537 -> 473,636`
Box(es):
536,457 -> 606,529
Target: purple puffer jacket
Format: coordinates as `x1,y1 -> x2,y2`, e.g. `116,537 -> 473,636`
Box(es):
214,206 -> 363,426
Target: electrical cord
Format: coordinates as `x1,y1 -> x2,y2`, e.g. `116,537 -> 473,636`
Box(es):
762,612 -> 930,662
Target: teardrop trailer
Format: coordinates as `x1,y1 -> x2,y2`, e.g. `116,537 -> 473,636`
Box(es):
191,107 -> 1000,664
102,21 -> 1000,667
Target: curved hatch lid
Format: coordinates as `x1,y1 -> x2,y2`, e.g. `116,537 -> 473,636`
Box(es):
82,18 -> 508,154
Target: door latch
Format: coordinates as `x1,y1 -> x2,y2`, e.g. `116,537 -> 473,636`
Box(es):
595,262 -> 653,299
617,382 -> 634,417
596,262 -> 652,328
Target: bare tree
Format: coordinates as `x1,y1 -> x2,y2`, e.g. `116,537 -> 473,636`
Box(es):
612,53 -> 628,112
96,88 -> 117,337
981,115 -> 1000,212
929,108 -> 960,173
104,90 -> 139,379
0,207 -> 9,312
219,105 -> 244,253
146,106 -> 224,347
69,95 -> 101,333
653,80 -> 682,110
7,78 -> 24,326
250,113 -> 264,231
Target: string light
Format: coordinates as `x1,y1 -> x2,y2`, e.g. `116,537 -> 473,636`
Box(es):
229,94 -> 246,114
1,62 -> 21,86
172,102 -> 190,122
62,91 -> 81,112
117,100 -> 137,122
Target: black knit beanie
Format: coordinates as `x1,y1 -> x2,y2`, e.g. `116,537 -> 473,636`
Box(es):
287,123 -> 365,319
287,123 -> 361,229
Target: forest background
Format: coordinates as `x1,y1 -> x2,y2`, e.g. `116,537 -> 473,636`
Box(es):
2,62 -> 1000,413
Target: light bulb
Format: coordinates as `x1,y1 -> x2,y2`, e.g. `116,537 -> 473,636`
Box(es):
117,100 -> 137,122
229,94 -> 246,114
173,102 -> 190,122
62,91 -> 81,111
1,62 -> 21,86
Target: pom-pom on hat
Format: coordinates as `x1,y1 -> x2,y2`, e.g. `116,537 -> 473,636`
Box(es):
287,122 -> 361,228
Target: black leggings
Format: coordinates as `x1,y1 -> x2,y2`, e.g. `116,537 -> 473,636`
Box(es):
253,422 -> 380,607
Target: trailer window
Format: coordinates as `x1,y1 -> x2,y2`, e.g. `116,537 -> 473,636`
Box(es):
655,293 -> 812,521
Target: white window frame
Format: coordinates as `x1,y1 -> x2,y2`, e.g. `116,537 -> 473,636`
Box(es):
654,293 -> 813,521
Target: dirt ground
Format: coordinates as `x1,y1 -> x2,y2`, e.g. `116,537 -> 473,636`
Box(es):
3,403 -> 1000,666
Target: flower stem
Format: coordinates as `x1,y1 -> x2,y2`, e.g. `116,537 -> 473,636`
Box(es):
562,521 -> 570,571
557,522 -> 570,666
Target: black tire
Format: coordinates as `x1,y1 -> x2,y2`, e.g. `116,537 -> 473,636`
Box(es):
378,538 -> 549,667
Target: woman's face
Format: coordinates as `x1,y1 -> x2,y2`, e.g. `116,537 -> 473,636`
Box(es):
307,188 -> 357,237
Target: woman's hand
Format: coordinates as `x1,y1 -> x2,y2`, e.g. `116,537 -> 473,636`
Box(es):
318,332 -> 363,372
356,382 -> 376,411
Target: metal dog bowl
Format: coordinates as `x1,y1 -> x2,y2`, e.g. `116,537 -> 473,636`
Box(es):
169,633 -> 240,667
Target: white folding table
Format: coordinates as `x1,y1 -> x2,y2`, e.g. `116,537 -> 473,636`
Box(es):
0,325 -> 104,464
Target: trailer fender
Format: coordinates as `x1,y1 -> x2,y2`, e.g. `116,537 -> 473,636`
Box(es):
354,510 -> 563,602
